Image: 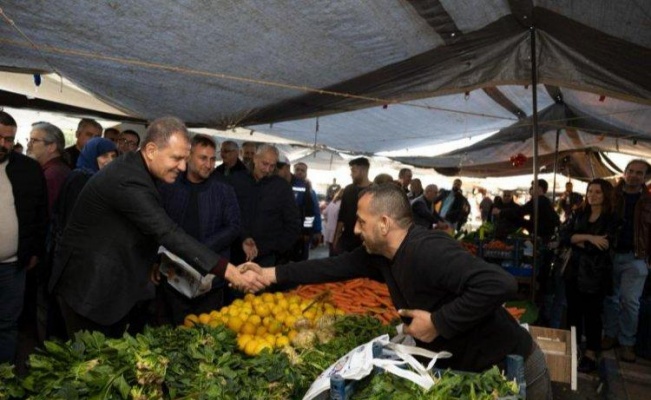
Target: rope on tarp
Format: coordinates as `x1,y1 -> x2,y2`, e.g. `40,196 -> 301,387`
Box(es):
0,34 -> 516,122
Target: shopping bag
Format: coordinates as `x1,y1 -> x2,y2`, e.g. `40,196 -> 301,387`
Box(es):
302,332 -> 452,400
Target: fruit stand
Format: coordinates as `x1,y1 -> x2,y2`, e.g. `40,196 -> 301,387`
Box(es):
1,287 -> 523,400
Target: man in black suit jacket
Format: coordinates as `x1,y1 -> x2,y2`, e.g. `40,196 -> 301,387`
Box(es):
50,117 -> 267,337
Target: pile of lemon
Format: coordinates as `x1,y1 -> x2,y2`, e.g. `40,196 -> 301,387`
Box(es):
183,291 -> 344,356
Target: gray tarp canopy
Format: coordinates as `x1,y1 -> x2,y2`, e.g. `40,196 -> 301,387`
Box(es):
392,98 -> 651,178
1,1 -> 650,156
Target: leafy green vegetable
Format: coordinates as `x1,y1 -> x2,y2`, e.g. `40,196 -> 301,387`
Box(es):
0,315 -> 519,399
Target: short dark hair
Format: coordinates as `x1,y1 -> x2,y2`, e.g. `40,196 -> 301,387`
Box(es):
625,159 -> 651,177
121,129 -> 141,146
349,157 -> 369,168
104,127 -> 120,136
142,117 -> 189,149
361,184 -> 412,229
221,140 -> 238,151
77,118 -> 102,133
532,179 -> 549,193
0,111 -> 17,127
398,168 -> 412,178
192,134 -> 216,149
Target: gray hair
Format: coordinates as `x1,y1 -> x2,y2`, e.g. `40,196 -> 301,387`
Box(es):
77,118 -> 102,133
31,122 -> 65,155
141,116 -> 189,148
361,184 -> 413,229
255,144 -> 279,158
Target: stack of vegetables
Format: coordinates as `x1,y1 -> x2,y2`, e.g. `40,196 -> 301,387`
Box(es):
1,313 -> 520,399
288,279 -> 399,325
183,292 -> 345,356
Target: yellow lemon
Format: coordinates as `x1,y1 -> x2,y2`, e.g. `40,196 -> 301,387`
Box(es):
227,316 -> 244,333
241,322 -> 257,335
256,325 -> 268,336
255,304 -> 270,318
198,313 -> 212,325
274,292 -> 285,301
261,293 -> 276,304
183,314 -> 199,328
276,335 -> 290,348
255,341 -> 273,355
244,293 -> 256,302
268,320 -> 283,335
284,315 -> 297,329
244,339 -> 259,356
247,314 -> 262,327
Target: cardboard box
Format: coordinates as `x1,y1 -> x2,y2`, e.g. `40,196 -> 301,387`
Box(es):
529,326 -> 577,390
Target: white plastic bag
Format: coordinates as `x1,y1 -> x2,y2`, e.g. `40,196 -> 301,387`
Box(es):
158,247 -> 214,299
302,333 -> 452,400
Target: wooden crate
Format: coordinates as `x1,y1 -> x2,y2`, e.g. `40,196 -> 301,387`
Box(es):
529,326 -> 577,390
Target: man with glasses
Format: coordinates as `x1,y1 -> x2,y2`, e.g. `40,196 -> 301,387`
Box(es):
215,140 -> 247,176
117,130 -> 141,154
0,111 -> 47,364
64,119 -> 102,168
27,122 -> 71,215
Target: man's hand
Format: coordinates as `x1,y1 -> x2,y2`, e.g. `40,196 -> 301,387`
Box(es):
239,263 -> 278,286
150,263 -> 161,285
399,309 -> 438,343
225,264 -> 268,293
242,238 -> 258,261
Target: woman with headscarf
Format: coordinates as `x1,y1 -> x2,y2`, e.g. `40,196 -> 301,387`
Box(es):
53,137 -> 118,237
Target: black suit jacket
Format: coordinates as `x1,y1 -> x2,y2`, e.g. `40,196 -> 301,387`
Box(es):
50,152 -> 225,325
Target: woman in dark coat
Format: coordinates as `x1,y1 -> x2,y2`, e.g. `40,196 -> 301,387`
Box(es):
53,137 -> 118,231
562,178 -> 619,372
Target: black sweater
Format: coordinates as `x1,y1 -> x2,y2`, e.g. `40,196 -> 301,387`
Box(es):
276,225 -> 532,372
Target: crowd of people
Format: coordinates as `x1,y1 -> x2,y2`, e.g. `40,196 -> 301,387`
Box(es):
3,109 -> 651,397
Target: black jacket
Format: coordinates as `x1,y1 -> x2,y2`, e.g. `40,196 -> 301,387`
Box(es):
276,225 -> 532,372
434,189 -> 470,226
50,152 -> 226,325
561,210 -> 619,294
228,170 -> 301,258
5,152 -> 47,267
411,195 -> 442,229
502,195 -> 559,240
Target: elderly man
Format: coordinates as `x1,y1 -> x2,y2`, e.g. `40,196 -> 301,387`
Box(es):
434,178 -> 470,231
228,144 -> 301,267
27,122 -> 71,215
216,140 -> 247,176
0,111 -> 47,364
603,159 -> 651,362
248,185 -> 551,399
156,134 -> 241,325
117,129 -> 141,154
411,184 -> 443,229
50,117 -> 265,338
64,118 -> 102,168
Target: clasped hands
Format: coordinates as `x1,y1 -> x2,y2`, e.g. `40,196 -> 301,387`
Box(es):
225,262 -> 274,294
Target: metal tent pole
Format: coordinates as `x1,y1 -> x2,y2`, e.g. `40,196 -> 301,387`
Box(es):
551,129 -> 560,202
530,26 -> 540,302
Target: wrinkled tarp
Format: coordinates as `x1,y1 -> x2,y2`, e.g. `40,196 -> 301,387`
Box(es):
0,1 -> 650,155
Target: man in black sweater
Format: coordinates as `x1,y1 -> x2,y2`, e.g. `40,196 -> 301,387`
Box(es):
248,185 -> 551,399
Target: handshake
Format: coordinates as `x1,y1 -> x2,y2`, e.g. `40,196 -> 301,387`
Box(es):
225,262 -> 276,294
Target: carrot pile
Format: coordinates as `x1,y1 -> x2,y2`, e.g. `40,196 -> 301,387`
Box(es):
288,278 -> 399,325
505,306 -> 526,322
